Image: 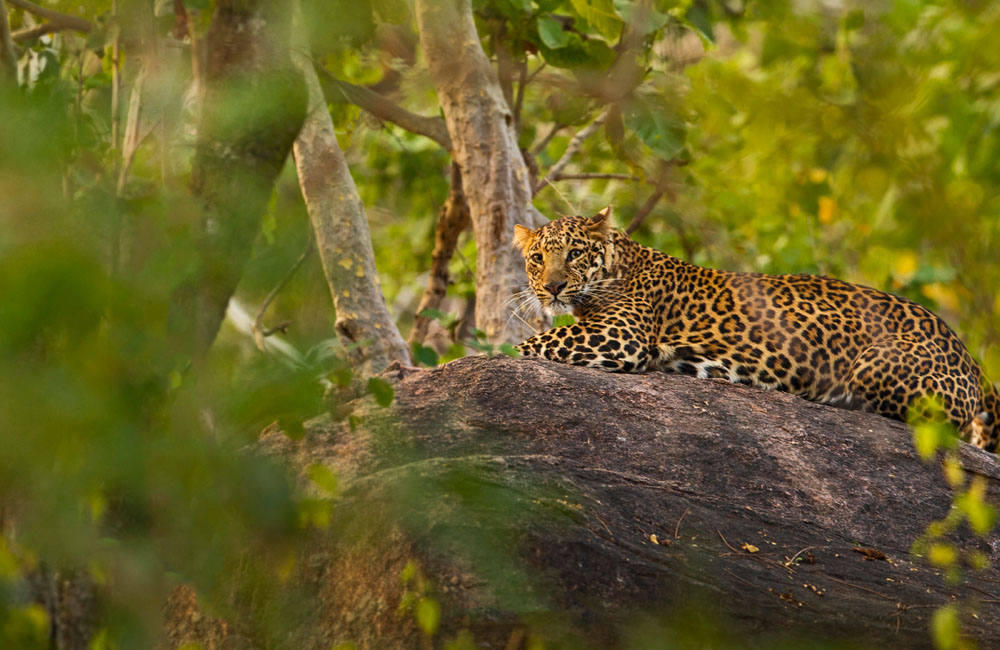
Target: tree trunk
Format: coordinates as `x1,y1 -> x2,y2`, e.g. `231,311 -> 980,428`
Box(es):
168,356 -> 1000,649
167,0 -> 306,363
415,0 -> 536,345
291,46 -> 410,377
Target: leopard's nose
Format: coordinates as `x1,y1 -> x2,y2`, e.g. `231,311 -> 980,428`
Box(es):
544,281 -> 567,297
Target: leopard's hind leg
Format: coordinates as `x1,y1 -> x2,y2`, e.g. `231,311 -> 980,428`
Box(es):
845,334 -> 991,448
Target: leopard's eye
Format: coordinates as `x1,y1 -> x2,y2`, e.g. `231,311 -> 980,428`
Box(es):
566,249 -> 583,261
530,253 -> 544,265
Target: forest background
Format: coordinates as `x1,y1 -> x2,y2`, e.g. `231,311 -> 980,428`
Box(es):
1,0 -> 1000,647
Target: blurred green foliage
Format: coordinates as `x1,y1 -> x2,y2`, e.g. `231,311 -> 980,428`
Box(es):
2,0 -> 1000,647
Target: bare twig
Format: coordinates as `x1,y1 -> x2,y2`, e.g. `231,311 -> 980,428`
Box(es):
593,513 -> 614,538
408,162 -> 471,347
813,571 -> 896,601
7,0 -> 93,33
783,546 -> 815,567
674,507 -> 689,538
11,23 -> 51,42
625,159 -> 689,237
625,189 -> 664,235
110,0 -> 120,156
314,64 -> 451,150
494,24 -> 515,111
535,109 -> 608,193
252,236 -> 314,353
513,58 -> 533,132
530,122 -> 564,156
553,172 -> 639,182
716,529 -> 742,554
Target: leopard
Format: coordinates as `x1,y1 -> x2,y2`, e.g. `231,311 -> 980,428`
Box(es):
513,205 -> 1000,452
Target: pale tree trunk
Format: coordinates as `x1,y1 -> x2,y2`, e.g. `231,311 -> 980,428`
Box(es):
291,46 -> 410,376
415,0 -> 536,345
167,0 -> 306,363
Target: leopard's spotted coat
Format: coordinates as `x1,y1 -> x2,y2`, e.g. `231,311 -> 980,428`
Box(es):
514,207 -> 999,451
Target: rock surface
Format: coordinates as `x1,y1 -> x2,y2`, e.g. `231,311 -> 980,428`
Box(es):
235,356 -> 1000,648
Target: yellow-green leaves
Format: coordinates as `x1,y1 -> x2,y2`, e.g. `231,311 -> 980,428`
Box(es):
931,605 -> 968,650
954,478 -> 996,535
568,0 -> 623,41
308,464 -> 340,498
415,597 -> 441,636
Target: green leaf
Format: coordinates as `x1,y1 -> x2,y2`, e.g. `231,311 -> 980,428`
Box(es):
367,377 -> 395,407
329,366 -> 354,388
538,15 -> 571,49
624,92 -> 686,161
418,308 -> 459,328
931,605 -> 960,650
400,560 -> 417,585
927,543 -> 956,567
279,417 -> 305,441
308,464 -> 339,497
497,0 -> 532,16
552,314 -> 576,327
498,343 -> 520,357
955,485 -> 996,535
413,343 -> 439,367
182,0 -> 211,10
539,32 -> 609,69
418,307 -> 445,320
682,3 -> 715,45
569,0 -> 624,41
415,597 -> 441,636
613,1 -> 670,37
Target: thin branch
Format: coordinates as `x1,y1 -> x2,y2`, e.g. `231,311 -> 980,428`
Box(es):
673,507 -> 689,539
535,109 -> 608,193
6,0 -> 93,33
812,571 -> 896,601
0,0 -> 17,79
12,23 -> 55,41
513,57 -> 528,132
314,64 -> 451,150
409,162 -> 471,348
252,235 -> 314,353
530,121 -> 564,156
553,172 -> 639,182
625,188 -> 664,235
494,25 -> 515,112
110,0 -> 120,156
626,158 -> 688,236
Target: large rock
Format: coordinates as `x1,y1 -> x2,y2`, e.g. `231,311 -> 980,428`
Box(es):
224,356 -> 1000,649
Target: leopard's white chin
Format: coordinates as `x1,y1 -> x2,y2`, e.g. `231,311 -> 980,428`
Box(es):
543,300 -> 573,316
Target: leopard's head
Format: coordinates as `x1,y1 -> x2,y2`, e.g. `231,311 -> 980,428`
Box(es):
513,206 -> 618,316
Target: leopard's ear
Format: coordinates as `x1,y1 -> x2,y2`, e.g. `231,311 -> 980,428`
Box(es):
513,224 -> 535,254
586,205 -> 615,238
